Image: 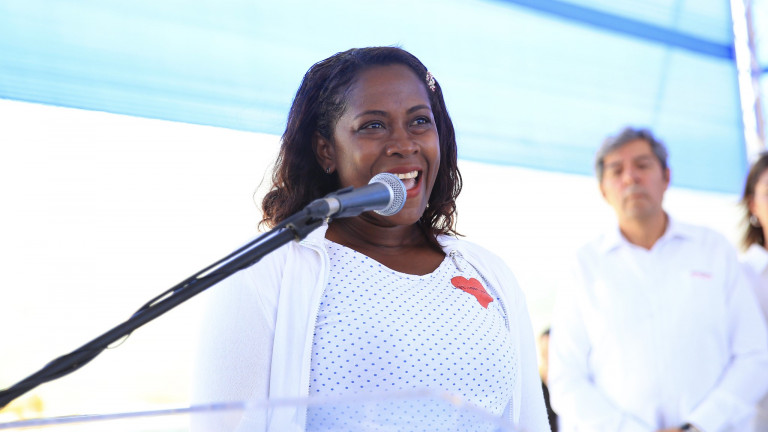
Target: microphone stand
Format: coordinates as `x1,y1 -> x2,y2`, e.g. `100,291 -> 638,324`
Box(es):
0,204 -> 327,409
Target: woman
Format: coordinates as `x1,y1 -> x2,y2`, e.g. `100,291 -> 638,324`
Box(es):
193,46 -> 548,431
740,152 -> 768,430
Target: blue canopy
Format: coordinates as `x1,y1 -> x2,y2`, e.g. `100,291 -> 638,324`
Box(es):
1,0 -> 763,193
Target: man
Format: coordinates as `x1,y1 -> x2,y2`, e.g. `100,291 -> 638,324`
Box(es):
548,127 -> 768,431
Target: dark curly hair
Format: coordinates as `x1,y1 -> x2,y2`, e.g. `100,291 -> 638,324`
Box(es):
741,152 -> 768,250
260,46 -> 462,241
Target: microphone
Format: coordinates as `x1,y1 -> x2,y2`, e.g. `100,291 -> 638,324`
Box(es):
306,172 -> 407,219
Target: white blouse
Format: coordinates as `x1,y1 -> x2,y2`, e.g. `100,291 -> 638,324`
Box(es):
307,239 -> 515,430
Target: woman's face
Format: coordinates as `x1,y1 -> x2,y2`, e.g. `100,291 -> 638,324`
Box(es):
317,64 -> 440,225
750,169 -> 768,234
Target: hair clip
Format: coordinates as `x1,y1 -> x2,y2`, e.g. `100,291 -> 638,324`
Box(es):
425,71 -> 436,92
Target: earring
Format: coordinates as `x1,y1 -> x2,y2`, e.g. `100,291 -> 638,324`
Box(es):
325,167 -> 330,174
750,214 -> 762,227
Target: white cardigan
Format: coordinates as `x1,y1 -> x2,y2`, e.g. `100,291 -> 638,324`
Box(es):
193,224 -> 549,432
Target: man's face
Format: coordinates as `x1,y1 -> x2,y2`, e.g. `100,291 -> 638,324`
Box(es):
599,139 -> 670,224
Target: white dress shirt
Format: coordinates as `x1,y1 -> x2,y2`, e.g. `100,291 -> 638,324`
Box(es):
549,217 -> 768,432
741,244 -> 768,431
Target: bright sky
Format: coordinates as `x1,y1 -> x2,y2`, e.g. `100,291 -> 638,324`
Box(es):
0,98 -> 743,420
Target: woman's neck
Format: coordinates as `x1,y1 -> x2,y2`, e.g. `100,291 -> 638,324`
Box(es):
326,217 -> 445,275
327,217 -> 426,251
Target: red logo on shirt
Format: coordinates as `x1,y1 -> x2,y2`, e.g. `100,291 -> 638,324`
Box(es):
451,276 -> 493,308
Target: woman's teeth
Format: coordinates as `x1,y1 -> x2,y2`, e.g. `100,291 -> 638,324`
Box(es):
396,171 -> 419,189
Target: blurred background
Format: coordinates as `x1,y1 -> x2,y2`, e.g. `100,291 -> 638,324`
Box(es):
0,0 -> 766,421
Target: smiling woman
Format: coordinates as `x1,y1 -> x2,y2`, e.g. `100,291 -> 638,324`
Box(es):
192,46 -> 551,432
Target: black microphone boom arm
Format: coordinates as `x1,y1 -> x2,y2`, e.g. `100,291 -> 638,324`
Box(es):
0,205 -> 325,409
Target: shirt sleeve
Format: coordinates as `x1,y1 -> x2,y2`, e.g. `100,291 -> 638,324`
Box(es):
191,259 -> 280,432
471,243 -> 552,432
686,252 -> 768,431
548,261 -> 652,432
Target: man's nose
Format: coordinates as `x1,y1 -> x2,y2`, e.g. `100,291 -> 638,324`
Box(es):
621,166 -> 640,184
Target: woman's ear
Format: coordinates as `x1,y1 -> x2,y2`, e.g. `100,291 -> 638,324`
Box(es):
312,132 -> 335,174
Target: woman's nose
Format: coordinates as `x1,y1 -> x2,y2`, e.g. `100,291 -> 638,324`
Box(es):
385,126 -> 418,156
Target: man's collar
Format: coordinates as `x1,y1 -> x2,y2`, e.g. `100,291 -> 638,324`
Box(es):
598,225 -> 626,253
598,214 -> 692,253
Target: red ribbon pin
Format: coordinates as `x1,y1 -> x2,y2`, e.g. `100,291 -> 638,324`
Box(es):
451,276 -> 493,308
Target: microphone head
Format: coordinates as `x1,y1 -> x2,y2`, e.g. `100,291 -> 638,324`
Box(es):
369,173 -> 406,216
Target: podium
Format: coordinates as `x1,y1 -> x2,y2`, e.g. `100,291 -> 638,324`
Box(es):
0,390 -> 518,431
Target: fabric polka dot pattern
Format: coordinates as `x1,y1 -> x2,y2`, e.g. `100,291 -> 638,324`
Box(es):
306,240 -> 517,430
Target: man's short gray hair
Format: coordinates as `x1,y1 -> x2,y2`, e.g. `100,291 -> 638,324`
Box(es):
595,127 -> 669,182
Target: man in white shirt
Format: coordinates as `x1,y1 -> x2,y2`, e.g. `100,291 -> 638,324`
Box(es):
548,127 -> 768,432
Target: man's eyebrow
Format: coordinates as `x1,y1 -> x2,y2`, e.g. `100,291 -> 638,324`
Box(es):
606,154 -> 654,168
633,154 -> 654,162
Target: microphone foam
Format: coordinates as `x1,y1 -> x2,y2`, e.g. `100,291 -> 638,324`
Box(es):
370,172 -> 406,216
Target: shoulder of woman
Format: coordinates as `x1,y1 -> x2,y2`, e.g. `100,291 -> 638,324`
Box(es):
439,235 -> 507,266
439,235 -> 524,299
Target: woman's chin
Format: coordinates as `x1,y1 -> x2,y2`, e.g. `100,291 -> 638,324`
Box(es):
392,205 -> 427,225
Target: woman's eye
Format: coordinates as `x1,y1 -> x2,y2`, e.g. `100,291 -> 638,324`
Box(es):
411,117 -> 431,126
362,121 -> 384,130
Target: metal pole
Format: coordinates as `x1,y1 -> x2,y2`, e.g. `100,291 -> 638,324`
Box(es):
731,0 -> 766,163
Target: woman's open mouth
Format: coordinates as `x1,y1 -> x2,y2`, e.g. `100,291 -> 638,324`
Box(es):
395,170 -> 420,190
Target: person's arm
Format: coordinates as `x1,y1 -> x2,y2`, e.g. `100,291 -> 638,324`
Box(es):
468,244 -> 550,431
548,264 -> 652,432
191,251 -> 285,432
684,255 -> 768,431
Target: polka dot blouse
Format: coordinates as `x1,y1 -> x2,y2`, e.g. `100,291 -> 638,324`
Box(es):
307,240 -> 516,430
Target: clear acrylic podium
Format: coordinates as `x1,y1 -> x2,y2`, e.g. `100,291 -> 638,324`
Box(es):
0,390 -> 519,431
